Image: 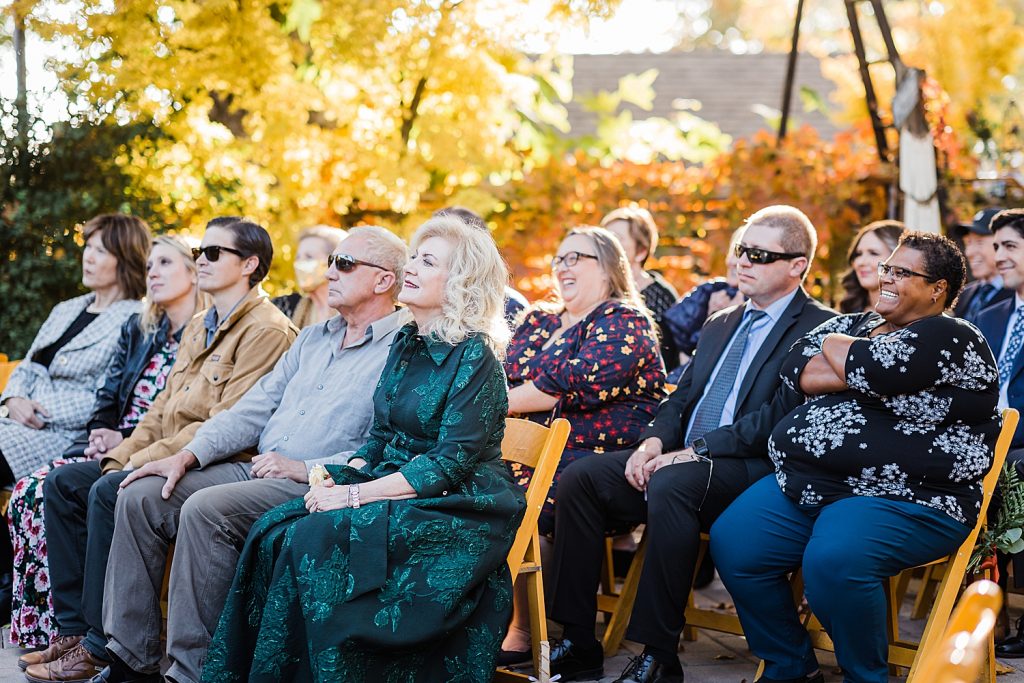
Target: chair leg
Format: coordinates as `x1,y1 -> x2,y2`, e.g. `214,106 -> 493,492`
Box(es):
911,563 -> 941,620
601,537 -> 617,597
682,539 -> 708,643
602,533 -> 648,654
527,568 -> 550,683
907,557 -> 968,681
884,576 -> 903,677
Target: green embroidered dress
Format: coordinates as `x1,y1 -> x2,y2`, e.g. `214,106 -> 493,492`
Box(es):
203,325 -> 525,682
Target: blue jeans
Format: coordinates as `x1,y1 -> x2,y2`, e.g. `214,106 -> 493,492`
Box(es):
711,475 -> 970,683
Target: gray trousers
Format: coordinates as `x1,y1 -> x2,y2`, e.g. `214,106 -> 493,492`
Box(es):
102,462 -> 308,683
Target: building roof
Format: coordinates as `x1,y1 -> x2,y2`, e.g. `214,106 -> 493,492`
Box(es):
566,50 -> 839,141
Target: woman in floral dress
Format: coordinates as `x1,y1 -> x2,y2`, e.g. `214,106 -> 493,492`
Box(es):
711,232 -> 1001,683
499,226 -> 665,660
10,235 -> 201,651
203,216 -> 524,682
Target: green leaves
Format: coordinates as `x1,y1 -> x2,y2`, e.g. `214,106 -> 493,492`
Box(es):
283,0 -> 322,42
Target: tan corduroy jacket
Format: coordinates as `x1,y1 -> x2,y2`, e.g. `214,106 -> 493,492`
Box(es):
100,289 -> 298,473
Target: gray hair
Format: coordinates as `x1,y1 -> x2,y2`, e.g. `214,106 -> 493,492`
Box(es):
345,225 -> 407,299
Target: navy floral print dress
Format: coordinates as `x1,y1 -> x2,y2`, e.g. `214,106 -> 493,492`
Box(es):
505,301 -> 665,534
203,325 -> 525,683
772,312 -> 1001,527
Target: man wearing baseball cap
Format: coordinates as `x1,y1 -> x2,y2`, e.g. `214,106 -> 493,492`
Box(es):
953,207 -> 1014,323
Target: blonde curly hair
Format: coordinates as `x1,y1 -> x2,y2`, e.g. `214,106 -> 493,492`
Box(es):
408,216 -> 510,359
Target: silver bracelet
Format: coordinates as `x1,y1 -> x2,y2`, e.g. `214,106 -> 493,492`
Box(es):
348,484 -> 361,509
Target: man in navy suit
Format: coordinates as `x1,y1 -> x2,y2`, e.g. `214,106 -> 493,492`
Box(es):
975,208 -> 1024,658
953,207 -> 1013,323
541,206 -> 836,683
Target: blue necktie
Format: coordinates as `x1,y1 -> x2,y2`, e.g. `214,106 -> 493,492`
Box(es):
965,283 -> 997,323
998,307 -> 1024,385
687,309 -> 767,445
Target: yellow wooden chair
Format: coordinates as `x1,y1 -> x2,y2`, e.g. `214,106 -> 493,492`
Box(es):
494,417 -> 571,683
598,408 -> 1019,683
912,579 -> 1002,683
0,358 -> 19,394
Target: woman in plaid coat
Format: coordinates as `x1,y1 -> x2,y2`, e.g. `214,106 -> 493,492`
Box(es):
0,215 -> 150,483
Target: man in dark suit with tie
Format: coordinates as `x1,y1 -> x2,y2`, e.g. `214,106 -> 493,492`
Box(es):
953,207 -> 1013,324
544,205 -> 836,683
976,208 -> 1024,658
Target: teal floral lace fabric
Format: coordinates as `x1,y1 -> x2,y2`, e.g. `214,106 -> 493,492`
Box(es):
202,324 -> 525,682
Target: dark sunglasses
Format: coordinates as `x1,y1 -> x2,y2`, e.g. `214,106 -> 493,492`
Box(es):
734,243 -> 806,265
192,245 -> 246,262
327,253 -> 388,273
877,262 -> 937,282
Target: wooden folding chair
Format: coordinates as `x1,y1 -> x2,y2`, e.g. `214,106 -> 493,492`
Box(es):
912,579 -> 1002,683
494,417 -> 571,683
0,359 -> 19,394
598,408 -> 1020,683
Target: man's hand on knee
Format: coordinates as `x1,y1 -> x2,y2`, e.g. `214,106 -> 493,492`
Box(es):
251,452 -> 308,483
625,438 -> 663,491
641,448 -> 699,482
119,449 -> 198,499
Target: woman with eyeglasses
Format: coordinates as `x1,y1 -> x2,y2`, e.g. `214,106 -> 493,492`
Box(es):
271,225 -> 347,328
838,220 -> 906,313
10,234 -> 202,655
498,226 -> 665,663
711,232 -> 1000,683
24,218 -> 297,683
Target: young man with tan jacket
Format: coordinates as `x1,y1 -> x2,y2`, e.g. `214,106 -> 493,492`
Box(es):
26,218 -> 297,683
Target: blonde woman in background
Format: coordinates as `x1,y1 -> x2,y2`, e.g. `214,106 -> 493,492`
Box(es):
272,225 -> 347,327
10,234 -> 201,655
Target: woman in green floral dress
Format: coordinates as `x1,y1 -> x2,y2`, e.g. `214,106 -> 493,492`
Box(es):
202,216 -> 525,683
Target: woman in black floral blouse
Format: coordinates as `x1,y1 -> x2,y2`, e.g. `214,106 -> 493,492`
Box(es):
711,231 -> 1000,683
499,226 -> 665,661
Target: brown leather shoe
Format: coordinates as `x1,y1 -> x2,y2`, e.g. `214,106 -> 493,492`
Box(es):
19,635 -> 85,670
25,643 -> 107,683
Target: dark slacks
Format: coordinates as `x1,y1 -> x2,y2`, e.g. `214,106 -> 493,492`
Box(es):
548,449 -> 771,652
44,460 -> 128,659
712,476 -> 970,683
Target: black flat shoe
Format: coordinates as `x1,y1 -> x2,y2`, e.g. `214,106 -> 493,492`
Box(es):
613,653 -> 684,683
549,637 -> 604,682
495,647 -> 532,667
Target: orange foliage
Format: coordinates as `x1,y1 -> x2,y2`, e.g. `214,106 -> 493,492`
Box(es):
490,124 -> 889,306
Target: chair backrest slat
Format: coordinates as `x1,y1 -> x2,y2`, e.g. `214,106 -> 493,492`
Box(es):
502,417 -> 570,579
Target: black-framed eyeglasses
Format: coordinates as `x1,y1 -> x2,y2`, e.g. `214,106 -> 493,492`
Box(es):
877,262 -> 937,282
551,251 -> 600,269
734,243 -> 806,265
327,253 -> 387,273
192,245 -> 246,262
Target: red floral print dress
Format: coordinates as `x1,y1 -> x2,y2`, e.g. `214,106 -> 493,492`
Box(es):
505,301 -> 665,535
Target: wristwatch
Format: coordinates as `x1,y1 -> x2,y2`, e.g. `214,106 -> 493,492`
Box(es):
692,438 -> 710,457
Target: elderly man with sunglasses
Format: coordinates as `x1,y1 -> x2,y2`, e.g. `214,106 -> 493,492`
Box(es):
79,227 -> 407,683
544,206 -> 836,683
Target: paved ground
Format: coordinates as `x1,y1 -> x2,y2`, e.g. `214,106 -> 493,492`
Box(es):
0,577 -> 1021,682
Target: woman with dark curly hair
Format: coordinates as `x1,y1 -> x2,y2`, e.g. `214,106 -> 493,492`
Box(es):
839,220 -> 905,313
713,232 -> 1000,683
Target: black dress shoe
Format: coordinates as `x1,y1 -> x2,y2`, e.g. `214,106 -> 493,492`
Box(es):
87,664 -> 162,683
997,616 -> 1024,658
613,653 -> 684,682
549,637 -> 603,681
757,671 -> 824,683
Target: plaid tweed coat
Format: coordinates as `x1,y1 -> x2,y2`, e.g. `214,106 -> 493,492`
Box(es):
0,293 -> 140,479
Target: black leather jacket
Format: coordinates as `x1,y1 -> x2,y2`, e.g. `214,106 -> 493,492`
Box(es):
87,313 -> 181,435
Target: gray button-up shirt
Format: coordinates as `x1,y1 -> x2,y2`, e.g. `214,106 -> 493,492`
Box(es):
186,308 -> 409,472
